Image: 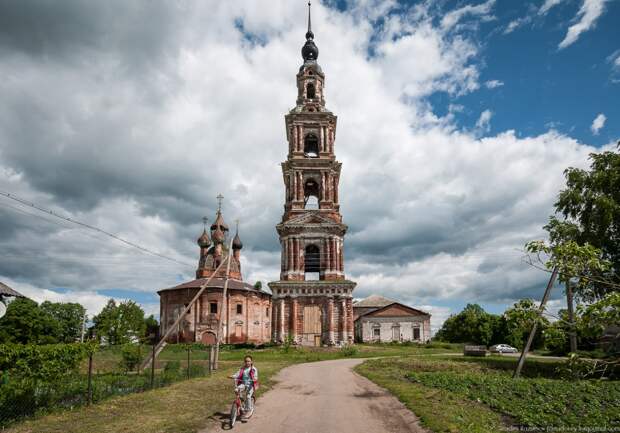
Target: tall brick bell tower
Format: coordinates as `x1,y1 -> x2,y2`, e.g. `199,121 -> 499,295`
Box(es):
269,2 -> 356,346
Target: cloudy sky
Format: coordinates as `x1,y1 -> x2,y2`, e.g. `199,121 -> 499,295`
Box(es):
0,0 -> 618,332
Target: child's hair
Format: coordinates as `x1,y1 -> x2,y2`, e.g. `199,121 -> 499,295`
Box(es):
244,355 -> 253,362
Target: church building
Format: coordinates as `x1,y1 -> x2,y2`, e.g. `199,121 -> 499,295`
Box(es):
158,201 -> 271,345
268,4 -> 356,346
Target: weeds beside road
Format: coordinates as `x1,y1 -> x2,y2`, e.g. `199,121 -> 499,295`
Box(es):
356,355 -> 620,433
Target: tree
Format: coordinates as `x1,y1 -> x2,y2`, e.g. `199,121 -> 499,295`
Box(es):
92,299 -> 146,345
144,314 -> 159,343
40,301 -> 86,343
546,145 -> 620,301
0,298 -> 61,344
503,299 -> 549,350
435,304 -> 502,346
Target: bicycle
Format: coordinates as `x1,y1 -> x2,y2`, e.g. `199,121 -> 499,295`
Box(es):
229,380 -> 256,428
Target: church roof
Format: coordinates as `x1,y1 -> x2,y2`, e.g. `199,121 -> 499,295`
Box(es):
0,282 -> 25,298
158,278 -> 270,296
353,294 -> 396,308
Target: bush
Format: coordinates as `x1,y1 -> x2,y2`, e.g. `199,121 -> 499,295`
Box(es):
119,344 -> 142,372
341,345 -> 358,357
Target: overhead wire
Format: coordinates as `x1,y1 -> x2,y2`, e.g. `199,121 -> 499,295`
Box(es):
0,190 -> 194,268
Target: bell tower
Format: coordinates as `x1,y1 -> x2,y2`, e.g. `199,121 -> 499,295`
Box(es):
269,2 -> 356,346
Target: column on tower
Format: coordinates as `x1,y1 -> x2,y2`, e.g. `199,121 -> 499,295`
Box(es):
327,297 -> 335,345
324,237 -> 331,276
290,297 -> 298,342
340,298 -> 346,342
279,298 -> 285,341
339,238 -> 344,273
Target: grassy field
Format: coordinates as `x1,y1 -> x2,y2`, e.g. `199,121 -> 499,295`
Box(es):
355,355 -> 620,433
5,343 -> 462,433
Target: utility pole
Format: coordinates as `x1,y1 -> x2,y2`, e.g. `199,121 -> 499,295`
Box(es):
513,267 -> 558,378
214,236 -> 235,370
566,280 -> 578,353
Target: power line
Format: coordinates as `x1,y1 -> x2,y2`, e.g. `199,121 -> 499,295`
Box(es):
0,190 -> 194,268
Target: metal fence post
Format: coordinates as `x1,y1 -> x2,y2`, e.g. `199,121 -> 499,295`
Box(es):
87,352 -> 93,405
150,344 -> 156,389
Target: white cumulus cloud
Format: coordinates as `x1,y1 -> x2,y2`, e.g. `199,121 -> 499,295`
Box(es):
558,0 -> 609,49
485,79 -> 504,89
539,0 -> 564,15
591,113 -> 607,135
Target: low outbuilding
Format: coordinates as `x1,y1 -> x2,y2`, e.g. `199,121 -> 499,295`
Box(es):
353,295 -> 431,343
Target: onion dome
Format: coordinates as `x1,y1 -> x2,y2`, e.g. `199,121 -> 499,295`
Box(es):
210,210 -> 229,232
212,226 -> 225,244
301,1 -> 319,62
232,232 -> 243,250
197,229 -> 211,248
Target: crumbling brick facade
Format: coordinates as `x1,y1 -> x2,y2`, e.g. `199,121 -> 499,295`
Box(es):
268,16 -> 356,346
158,208 -> 271,345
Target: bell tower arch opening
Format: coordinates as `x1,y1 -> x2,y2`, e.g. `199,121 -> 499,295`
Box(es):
304,244 -> 321,280
304,178 -> 320,209
304,133 -> 319,157
306,82 -> 316,99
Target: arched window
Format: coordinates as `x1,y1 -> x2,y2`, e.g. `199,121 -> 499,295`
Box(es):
304,178 -> 320,209
304,133 -> 319,157
306,82 -> 316,99
305,244 -> 320,280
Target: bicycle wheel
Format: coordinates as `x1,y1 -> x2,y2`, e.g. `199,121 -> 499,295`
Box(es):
230,401 -> 238,428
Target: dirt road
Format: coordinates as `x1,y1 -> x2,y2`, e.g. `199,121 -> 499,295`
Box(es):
203,358 -> 428,433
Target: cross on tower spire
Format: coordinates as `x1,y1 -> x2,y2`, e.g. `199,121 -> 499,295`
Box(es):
202,216 -> 208,230
307,1 -> 312,36
216,193 -> 224,212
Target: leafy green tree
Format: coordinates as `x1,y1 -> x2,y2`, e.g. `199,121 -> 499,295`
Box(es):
144,314 -> 159,343
503,299 -> 549,350
435,304 -> 502,346
40,301 -> 86,343
92,299 -> 146,345
544,145 -> 620,301
0,298 -> 61,344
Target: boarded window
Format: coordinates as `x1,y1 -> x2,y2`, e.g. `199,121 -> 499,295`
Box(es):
413,327 -> 421,340
373,328 -> 380,337
236,304 -> 243,315
210,302 -> 218,314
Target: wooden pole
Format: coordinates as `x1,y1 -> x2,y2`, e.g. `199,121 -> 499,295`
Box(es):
513,267 -> 558,378
139,255 -> 231,371
566,280 -> 578,353
150,343 -> 156,388
214,237 -> 235,370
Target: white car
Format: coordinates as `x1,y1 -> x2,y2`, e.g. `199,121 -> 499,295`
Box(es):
490,344 -> 518,353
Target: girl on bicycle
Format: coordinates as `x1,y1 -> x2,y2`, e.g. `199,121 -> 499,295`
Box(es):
233,355 -> 259,411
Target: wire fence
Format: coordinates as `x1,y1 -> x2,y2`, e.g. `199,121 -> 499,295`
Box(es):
0,343 -> 215,428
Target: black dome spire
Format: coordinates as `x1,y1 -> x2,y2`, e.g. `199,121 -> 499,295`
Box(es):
301,1 -> 319,62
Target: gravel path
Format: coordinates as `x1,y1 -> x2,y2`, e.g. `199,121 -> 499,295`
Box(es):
202,358 -> 429,433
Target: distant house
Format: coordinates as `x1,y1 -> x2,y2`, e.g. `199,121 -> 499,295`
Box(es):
0,282 -> 25,300
353,295 -> 431,343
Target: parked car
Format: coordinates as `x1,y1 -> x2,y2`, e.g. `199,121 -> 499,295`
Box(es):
489,344 -> 518,353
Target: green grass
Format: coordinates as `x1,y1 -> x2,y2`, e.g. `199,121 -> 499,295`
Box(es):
356,356 -> 620,433
4,343 -> 461,433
